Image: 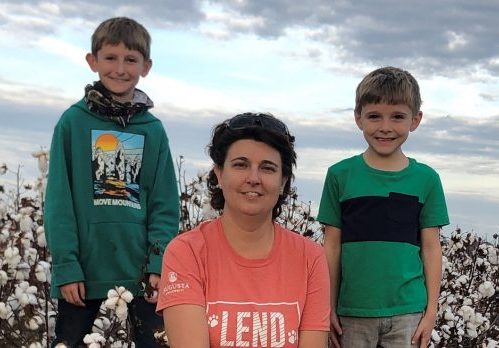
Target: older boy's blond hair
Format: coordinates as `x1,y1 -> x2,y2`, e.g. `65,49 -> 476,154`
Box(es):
91,17 -> 151,60
355,66 -> 422,116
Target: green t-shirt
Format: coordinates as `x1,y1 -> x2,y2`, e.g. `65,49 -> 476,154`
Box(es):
317,154 -> 449,317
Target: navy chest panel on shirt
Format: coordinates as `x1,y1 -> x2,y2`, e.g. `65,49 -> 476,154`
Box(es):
340,192 -> 423,246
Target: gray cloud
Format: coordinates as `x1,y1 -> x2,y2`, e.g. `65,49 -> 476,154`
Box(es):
215,0 -> 499,77
0,0 -> 204,41
3,0 -> 499,77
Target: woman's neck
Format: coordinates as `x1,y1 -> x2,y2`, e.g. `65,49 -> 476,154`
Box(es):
220,213 -> 275,259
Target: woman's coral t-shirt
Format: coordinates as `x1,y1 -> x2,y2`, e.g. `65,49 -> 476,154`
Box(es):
156,218 -> 330,347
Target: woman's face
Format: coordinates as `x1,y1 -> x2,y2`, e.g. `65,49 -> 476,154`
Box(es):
215,139 -> 287,220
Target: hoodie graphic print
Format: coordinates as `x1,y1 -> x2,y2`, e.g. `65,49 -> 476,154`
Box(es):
92,130 -> 144,209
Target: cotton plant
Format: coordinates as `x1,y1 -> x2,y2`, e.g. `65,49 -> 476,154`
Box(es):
0,178 -> 56,347
80,287 -> 136,346
2,154 -> 499,347
433,229 -> 499,346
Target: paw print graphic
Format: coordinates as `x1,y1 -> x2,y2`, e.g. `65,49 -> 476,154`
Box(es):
288,330 -> 298,344
208,314 -> 219,328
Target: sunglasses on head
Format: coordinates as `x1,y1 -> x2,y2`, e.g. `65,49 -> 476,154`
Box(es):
225,113 -> 292,139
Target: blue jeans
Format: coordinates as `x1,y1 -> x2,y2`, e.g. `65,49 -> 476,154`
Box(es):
339,313 -> 423,348
51,298 -> 163,348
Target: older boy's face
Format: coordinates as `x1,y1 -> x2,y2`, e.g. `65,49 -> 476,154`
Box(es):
86,42 -> 152,102
355,103 -> 422,161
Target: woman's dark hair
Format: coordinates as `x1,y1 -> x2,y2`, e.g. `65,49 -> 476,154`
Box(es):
207,113 -> 297,219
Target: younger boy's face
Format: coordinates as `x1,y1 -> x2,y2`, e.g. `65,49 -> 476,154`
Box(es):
355,103 -> 422,160
86,42 -> 152,102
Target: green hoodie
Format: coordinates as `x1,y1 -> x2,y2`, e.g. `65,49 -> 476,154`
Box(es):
45,99 -> 180,299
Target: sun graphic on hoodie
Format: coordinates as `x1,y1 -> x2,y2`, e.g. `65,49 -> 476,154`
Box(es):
95,133 -> 119,152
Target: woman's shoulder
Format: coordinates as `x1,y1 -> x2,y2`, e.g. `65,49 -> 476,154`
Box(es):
169,219 -> 219,250
278,225 -> 324,256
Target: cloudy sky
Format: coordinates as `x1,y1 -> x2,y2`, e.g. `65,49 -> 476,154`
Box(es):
1,0 -> 499,238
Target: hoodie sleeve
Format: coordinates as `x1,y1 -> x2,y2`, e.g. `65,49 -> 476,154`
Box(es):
145,127 -> 180,274
44,117 -> 85,288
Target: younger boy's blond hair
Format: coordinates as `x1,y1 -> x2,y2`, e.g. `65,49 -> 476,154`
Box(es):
91,17 -> 151,60
355,66 -> 421,115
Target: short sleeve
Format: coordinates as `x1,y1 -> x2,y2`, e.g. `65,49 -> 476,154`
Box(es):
156,235 -> 206,313
299,246 -> 331,331
317,167 -> 342,227
420,171 -> 449,228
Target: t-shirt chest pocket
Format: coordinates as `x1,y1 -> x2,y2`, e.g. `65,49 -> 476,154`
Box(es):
386,192 -> 421,226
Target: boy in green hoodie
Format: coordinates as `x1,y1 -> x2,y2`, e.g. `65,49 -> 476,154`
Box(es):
45,17 -> 179,347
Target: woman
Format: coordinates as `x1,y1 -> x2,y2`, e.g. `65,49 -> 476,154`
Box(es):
156,113 -> 330,347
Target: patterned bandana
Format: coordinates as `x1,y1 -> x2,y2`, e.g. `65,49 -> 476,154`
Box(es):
84,81 -> 154,127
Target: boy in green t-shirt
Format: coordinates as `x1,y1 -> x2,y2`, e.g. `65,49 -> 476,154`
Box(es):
317,66 -> 449,348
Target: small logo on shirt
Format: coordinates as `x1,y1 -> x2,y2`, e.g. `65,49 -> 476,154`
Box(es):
168,272 -> 177,283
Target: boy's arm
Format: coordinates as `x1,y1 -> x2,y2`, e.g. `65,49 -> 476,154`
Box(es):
323,225 -> 342,348
45,121 -> 85,292
412,227 -> 442,347
298,330 -> 328,347
145,132 -> 180,275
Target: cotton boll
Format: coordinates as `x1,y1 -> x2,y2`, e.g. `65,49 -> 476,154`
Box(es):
444,309 -> 455,321
83,332 -> 106,346
107,288 -> 119,299
5,246 -> 21,267
466,326 -> 478,338
101,317 -> 111,329
445,294 -> 456,304
93,318 -> 105,332
104,296 -> 119,310
456,275 -> 469,285
26,316 -> 43,330
117,298 -> 127,308
32,149 -> 49,174
458,305 -> 475,321
487,247 -> 499,265
93,316 -> 111,332
431,330 -> 441,343
478,281 -> 495,298
35,264 -> 47,282
19,214 -> 33,233
120,289 -> 133,303
14,281 -> 37,307
484,339 -> 498,348
0,270 -> 8,286
37,226 -> 47,247
26,247 -> 38,263
115,303 -> 128,321
15,262 -> 31,281
0,302 -> 12,319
